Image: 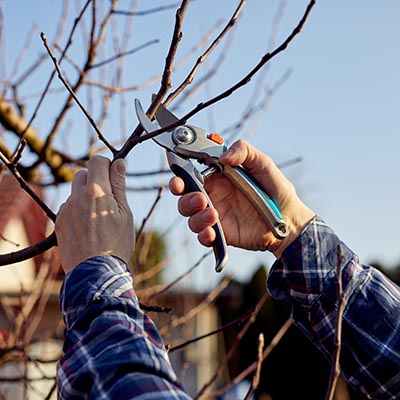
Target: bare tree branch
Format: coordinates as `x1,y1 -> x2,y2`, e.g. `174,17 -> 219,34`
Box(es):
169,308 -> 253,353
113,2 -> 182,17
0,95 -> 75,182
164,0 -> 247,105
244,333 -> 264,400
132,0 -> 316,146
115,0 -> 190,159
210,317 -> 293,399
159,275 -> 232,336
195,293 -> 269,399
0,150 -> 56,222
41,32 -> 116,155
90,39 -> 160,69
17,0 -> 92,155
325,245 -> 346,400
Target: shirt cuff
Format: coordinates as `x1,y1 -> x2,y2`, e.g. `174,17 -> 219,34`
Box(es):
267,217 -> 357,308
60,255 -> 137,329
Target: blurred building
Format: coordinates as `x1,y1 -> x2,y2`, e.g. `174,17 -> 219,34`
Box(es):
0,173 -> 62,400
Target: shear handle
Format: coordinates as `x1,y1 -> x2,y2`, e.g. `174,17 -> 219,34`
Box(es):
222,165 -> 289,239
168,153 -> 228,272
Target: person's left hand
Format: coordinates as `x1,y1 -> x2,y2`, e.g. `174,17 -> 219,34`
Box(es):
55,156 -> 134,273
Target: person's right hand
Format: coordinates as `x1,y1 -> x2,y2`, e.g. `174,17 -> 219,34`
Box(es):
169,140 -> 315,259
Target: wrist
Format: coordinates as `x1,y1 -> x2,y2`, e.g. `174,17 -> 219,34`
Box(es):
270,203 -> 316,259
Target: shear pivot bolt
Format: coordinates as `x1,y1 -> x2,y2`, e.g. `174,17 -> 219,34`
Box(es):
173,126 -> 194,144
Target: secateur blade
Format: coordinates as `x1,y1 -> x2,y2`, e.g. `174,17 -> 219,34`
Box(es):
134,99 -> 157,133
154,101 -> 181,127
134,99 -> 175,151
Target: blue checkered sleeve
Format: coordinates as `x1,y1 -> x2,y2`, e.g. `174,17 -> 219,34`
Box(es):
267,217 -> 400,399
57,255 -> 191,399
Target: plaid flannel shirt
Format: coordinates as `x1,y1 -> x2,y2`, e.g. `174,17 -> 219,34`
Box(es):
58,218 -> 400,399
268,217 -> 400,399
57,256 -> 191,399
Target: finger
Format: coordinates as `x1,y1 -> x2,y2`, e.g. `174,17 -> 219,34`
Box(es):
86,156 -> 112,195
188,208 -> 218,234
177,192 -> 208,217
219,139 -> 267,172
219,139 -> 249,166
71,169 -> 87,196
198,226 -> 216,247
109,159 -> 129,210
169,176 -> 185,196
219,139 -> 287,197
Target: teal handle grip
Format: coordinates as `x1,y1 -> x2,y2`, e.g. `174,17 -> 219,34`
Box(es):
222,165 -> 288,239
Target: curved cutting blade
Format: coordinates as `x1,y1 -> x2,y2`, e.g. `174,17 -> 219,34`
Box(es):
135,98 -> 175,150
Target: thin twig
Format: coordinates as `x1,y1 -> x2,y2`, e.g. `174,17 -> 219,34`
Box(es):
223,68 -> 293,141
139,302 -> 172,313
136,186 -> 165,243
325,245 -> 345,400
41,33 -> 116,155
131,0 -> 316,146
160,275 -> 232,336
115,0 -> 190,159
90,39 -> 160,69
148,251 -> 212,300
11,138 -> 27,166
195,293 -> 269,400
210,317 -> 293,399
244,333 -> 264,400
169,308 -> 253,353
17,0 -> 91,147
39,0 -> 117,160
165,0 -> 247,105
113,2 -> 182,17
0,150 -> 56,222
1,23 -> 38,99
127,168 -> 170,177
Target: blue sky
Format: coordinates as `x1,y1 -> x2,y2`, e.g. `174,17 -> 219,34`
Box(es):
2,1 -> 400,288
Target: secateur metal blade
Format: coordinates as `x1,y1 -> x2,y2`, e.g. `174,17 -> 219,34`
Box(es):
134,98 -> 229,272
134,99 -> 175,151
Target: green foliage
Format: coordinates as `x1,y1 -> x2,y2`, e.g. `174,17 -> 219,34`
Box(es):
130,229 -> 167,288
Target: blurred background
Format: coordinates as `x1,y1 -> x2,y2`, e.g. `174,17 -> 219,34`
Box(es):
0,1 -> 399,398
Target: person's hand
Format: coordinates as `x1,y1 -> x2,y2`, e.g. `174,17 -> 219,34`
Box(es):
169,140 -> 315,258
55,156 -> 134,273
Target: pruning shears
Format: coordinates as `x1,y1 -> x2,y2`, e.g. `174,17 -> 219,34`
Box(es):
135,99 -> 288,272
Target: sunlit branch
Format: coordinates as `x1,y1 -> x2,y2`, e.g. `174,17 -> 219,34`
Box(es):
41,33 -> 116,155
115,0 -> 190,159
17,0 -> 92,152
134,0 -> 316,145
164,0 -> 247,105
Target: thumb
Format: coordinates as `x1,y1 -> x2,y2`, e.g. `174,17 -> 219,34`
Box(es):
219,140 -> 254,169
110,159 -> 129,209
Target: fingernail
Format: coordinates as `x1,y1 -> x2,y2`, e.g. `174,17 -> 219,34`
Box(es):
221,148 -> 235,160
